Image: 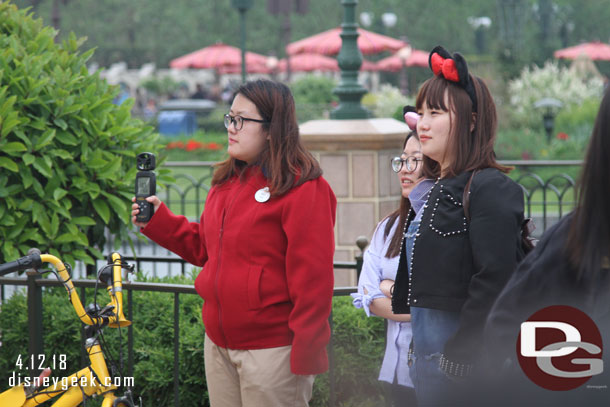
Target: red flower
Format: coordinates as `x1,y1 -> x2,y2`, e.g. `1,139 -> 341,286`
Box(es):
205,142 -> 222,150
166,139 -> 224,152
185,140 -> 204,151
521,151 -> 531,160
556,132 -> 569,140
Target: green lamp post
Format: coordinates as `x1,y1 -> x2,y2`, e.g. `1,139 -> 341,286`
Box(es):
331,0 -> 371,119
231,0 -> 254,83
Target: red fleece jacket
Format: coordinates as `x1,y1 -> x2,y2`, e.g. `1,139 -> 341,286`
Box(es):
142,167 -> 336,375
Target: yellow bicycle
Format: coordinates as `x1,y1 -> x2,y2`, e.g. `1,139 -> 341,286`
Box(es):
0,250 -> 137,406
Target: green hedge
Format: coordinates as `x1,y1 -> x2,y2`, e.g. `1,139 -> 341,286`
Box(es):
0,276 -> 386,406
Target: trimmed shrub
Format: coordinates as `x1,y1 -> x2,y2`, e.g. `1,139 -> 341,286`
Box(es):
0,2 -> 162,265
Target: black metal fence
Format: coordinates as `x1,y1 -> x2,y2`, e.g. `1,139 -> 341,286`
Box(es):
158,160 -> 581,238
505,160 -> 580,232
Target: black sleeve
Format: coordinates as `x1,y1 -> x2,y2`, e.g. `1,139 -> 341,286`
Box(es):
392,212 -> 415,314
443,172 -> 524,365
391,235 -> 411,314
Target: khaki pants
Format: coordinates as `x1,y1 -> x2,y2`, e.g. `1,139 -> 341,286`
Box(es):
204,334 -> 315,407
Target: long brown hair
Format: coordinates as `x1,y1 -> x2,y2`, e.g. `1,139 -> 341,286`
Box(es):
383,132 -> 438,258
416,75 -> 510,178
212,79 -> 322,195
566,86 -> 610,280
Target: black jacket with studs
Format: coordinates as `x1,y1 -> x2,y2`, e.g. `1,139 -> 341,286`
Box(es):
392,168 -> 525,369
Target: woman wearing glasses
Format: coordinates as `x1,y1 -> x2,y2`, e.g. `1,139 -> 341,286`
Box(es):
352,108 -> 432,407
131,79 -> 336,407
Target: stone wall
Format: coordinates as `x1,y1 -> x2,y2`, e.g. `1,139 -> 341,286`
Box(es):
301,118 -> 409,286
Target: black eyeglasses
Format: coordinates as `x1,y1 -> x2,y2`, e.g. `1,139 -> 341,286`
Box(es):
391,156 -> 422,173
224,114 -> 269,131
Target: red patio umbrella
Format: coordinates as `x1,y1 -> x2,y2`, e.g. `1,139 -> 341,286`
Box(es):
276,54 -> 377,72
553,41 -> 610,61
376,49 -> 429,72
216,61 -> 272,74
169,42 -> 270,70
278,53 -> 339,72
286,27 -> 407,56
360,59 -> 379,71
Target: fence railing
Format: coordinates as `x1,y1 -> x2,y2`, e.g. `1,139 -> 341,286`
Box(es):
107,159 -> 578,281
160,160 -> 582,238
504,160 -> 580,232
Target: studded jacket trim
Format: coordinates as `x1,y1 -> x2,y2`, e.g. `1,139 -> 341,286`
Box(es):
392,168 -> 525,365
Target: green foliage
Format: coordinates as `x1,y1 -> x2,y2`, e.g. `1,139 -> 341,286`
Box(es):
0,286 -> 84,385
291,75 -> 338,105
128,273 -> 206,406
0,2 -> 162,264
497,72 -> 599,162
554,97 -> 600,141
0,285 -> 385,406
507,61 -> 604,130
311,296 -> 386,407
290,75 -> 338,123
495,127 -> 588,161
0,289 -> 28,377
495,128 -> 548,160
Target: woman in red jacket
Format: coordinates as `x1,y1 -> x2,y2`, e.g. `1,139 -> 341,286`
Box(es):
131,79 -> 337,407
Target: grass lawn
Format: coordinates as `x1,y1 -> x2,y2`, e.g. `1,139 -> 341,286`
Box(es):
158,166 -> 215,219
156,130 -> 227,218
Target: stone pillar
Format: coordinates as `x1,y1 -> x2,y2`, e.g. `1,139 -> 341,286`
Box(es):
301,118 -> 409,286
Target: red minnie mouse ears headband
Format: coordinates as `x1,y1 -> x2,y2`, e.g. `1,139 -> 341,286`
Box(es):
428,46 -> 477,112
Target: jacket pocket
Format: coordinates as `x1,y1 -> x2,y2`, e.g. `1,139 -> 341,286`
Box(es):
428,192 -> 468,237
247,264 -> 263,310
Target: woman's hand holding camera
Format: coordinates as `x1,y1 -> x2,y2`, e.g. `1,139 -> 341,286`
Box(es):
131,196 -> 162,228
